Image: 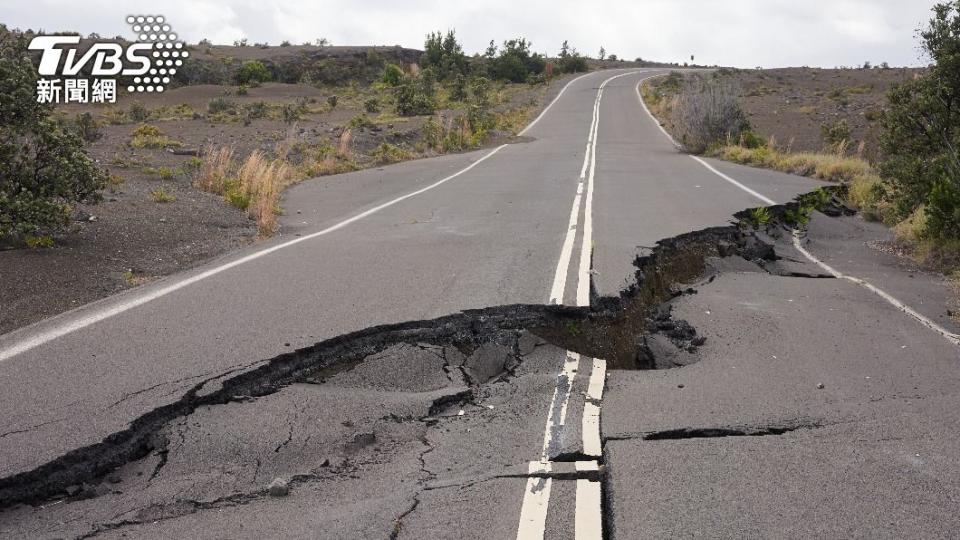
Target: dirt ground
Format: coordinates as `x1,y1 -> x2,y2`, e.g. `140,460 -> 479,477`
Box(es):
719,67 -> 923,161
0,71 -> 564,335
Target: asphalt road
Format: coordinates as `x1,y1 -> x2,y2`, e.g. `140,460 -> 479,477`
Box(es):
1,69 -> 957,539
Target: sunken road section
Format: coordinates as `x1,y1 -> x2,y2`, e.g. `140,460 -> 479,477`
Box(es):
0,189 -> 846,509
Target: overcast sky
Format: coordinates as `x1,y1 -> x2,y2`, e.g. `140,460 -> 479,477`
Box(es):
3,0 -> 939,67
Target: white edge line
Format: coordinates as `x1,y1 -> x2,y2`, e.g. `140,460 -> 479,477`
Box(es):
635,75 -> 960,349
688,155 -> 776,206
0,144 -> 507,363
519,71 -> 594,137
792,232 -> 960,346
635,76 -> 681,148
0,70 -> 607,363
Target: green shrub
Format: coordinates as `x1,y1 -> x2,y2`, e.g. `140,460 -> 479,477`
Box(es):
150,187 -> 175,203
394,71 -> 436,116
236,60 -> 271,84
738,130 -> 765,149
0,26 -> 106,240
486,38 -> 545,83
208,97 -> 236,114
557,40 -> 588,73
371,142 -> 413,164
143,165 -> 176,180
244,100 -> 268,119
820,119 -> 852,150
74,112 -> 101,142
24,234 -> 54,248
879,2 -> 960,238
327,95 -> 338,109
382,64 -> 404,86
130,124 -> 181,148
347,113 -> 375,130
128,101 -> 149,122
467,77 -> 493,133
364,97 -> 380,113
450,73 -> 467,102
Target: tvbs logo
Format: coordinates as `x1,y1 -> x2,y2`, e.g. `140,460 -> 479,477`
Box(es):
28,15 -> 188,104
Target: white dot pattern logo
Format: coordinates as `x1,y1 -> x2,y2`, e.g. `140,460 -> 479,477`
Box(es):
125,15 -> 186,94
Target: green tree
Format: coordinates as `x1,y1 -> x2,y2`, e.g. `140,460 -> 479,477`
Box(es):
422,30 -> 468,81
488,38 -> 545,83
394,68 -> 437,116
467,76 -> 493,133
558,40 -> 588,73
0,26 -> 106,240
880,2 -> 960,237
450,73 -> 468,102
236,60 -> 271,84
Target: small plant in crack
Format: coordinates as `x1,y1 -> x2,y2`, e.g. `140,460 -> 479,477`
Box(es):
745,207 -> 771,229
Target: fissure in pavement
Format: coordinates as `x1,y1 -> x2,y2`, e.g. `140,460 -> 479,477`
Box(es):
0,189 -> 845,513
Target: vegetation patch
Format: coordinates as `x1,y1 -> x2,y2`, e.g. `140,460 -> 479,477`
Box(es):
129,124 -> 182,149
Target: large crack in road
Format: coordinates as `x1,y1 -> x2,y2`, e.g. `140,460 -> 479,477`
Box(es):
0,189 -> 851,538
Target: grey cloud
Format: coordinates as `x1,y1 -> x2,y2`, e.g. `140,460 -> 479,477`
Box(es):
2,0 -> 940,67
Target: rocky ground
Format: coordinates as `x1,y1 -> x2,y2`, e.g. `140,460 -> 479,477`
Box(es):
720,66 -> 922,161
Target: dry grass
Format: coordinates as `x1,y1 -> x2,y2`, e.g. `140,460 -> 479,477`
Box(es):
711,144 -> 874,183
196,146 -> 234,193
195,146 -> 291,236
150,187 -> 176,203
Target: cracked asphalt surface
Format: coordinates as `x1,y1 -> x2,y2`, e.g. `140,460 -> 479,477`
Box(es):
2,69 -> 959,539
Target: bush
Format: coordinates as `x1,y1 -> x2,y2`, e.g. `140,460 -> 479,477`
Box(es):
347,113 -> 375,130
394,73 -> 436,116
467,77 -> 493,133
486,38 -> 545,82
74,112 -> 101,142
382,64 -> 404,86
880,2 -> 960,238
327,95 -> 338,109
128,101 -> 149,122
371,142 -> 413,164
208,97 -> 236,114
244,101 -> 268,119
671,76 -> 749,153
450,73 -> 468,102
236,60 -> 271,84
281,101 -> 306,124
150,187 -> 176,203
820,119 -> 852,150
130,124 -> 181,148
0,26 -> 106,240
364,97 -> 380,113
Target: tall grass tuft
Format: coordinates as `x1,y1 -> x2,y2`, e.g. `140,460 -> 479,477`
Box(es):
194,146 -> 290,236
